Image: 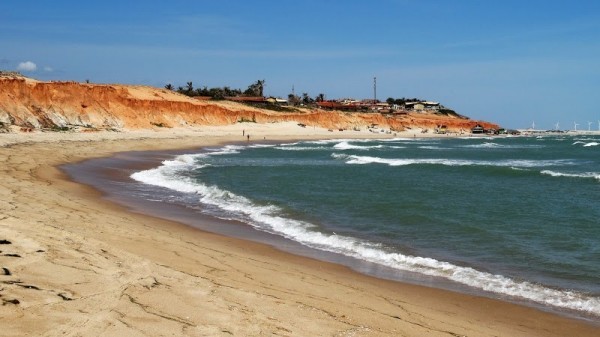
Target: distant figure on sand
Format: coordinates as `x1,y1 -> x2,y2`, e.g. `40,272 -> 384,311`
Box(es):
247,134 -> 250,141
243,129 -> 245,136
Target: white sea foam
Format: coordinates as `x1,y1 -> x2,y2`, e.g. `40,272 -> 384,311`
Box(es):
333,141 -> 384,150
464,142 -> 502,148
249,144 -> 277,148
332,154 -> 572,168
202,145 -> 244,156
278,141 -> 301,146
462,142 -> 544,149
305,139 -> 348,145
571,140 -> 599,146
418,145 -> 446,150
275,146 -> 330,151
131,152 -> 600,316
541,170 -> 600,181
305,138 -> 418,145
277,139 -> 406,151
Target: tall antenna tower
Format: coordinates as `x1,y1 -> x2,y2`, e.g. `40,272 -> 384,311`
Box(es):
373,76 -> 377,103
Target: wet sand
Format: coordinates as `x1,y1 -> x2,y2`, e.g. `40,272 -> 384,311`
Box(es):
1,125 -> 598,336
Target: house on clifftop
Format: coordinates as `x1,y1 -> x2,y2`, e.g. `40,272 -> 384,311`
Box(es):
405,101 -> 440,112
471,124 -> 485,134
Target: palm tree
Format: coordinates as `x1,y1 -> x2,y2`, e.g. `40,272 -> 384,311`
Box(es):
164,83 -> 174,90
302,93 -> 314,105
257,79 -> 265,97
288,93 -> 300,106
244,79 -> 266,97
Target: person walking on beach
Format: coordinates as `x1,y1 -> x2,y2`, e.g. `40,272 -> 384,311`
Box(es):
247,134 -> 250,141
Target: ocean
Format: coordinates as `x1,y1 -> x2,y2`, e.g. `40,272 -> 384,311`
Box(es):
72,135 -> 600,320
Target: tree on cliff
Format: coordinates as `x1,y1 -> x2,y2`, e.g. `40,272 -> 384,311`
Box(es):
301,93 -> 314,105
167,81 -> 244,99
186,82 -> 194,95
175,81 -> 196,96
195,86 -> 209,96
208,88 -> 225,100
288,93 -> 300,106
244,80 -> 265,97
387,97 -> 408,105
315,93 -> 325,102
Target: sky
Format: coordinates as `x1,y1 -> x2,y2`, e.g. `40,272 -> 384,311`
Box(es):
1,0 -> 600,129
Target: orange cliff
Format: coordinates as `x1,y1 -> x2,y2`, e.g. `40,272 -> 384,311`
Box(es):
0,76 -> 499,133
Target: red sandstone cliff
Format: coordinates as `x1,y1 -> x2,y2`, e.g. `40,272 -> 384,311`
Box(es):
0,76 -> 499,133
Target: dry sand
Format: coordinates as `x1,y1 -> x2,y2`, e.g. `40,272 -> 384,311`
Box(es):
0,124 -> 598,337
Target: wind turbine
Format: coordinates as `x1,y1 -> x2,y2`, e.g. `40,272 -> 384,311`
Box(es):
598,120 -> 600,131
574,121 -> 579,131
532,121 -> 535,130
555,122 -> 560,131
588,121 -> 593,131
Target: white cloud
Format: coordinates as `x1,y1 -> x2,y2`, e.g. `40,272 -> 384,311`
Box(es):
17,61 -> 37,72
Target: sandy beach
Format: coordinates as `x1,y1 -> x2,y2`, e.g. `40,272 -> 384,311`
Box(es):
1,124 -> 598,337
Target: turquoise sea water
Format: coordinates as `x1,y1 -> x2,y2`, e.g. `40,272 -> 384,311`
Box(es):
130,135 -> 600,318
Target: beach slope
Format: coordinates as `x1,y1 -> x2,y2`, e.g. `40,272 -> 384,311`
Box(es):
0,129 -> 597,337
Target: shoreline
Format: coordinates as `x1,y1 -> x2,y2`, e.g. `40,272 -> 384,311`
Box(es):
1,125 -> 598,336
63,137 -> 599,323
63,146 -> 486,302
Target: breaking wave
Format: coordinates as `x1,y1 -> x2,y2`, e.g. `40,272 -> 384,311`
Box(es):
573,141 -> 599,147
541,170 -> 600,182
463,142 -> 503,148
130,150 -> 600,317
418,145 -> 446,150
462,142 -> 544,149
332,154 -> 573,168
333,141 -> 385,150
275,146 -> 330,151
202,145 -> 245,156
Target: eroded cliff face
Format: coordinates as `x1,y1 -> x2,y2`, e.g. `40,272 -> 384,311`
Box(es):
0,77 -> 499,132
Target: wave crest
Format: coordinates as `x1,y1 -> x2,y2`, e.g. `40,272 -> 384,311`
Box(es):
541,170 -> 600,181
332,154 -> 572,168
333,141 -> 384,150
130,151 -> 600,316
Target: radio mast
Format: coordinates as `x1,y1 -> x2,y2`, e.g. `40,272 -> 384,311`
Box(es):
373,76 -> 377,103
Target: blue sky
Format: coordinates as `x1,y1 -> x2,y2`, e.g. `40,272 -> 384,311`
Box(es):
2,0 -> 599,129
